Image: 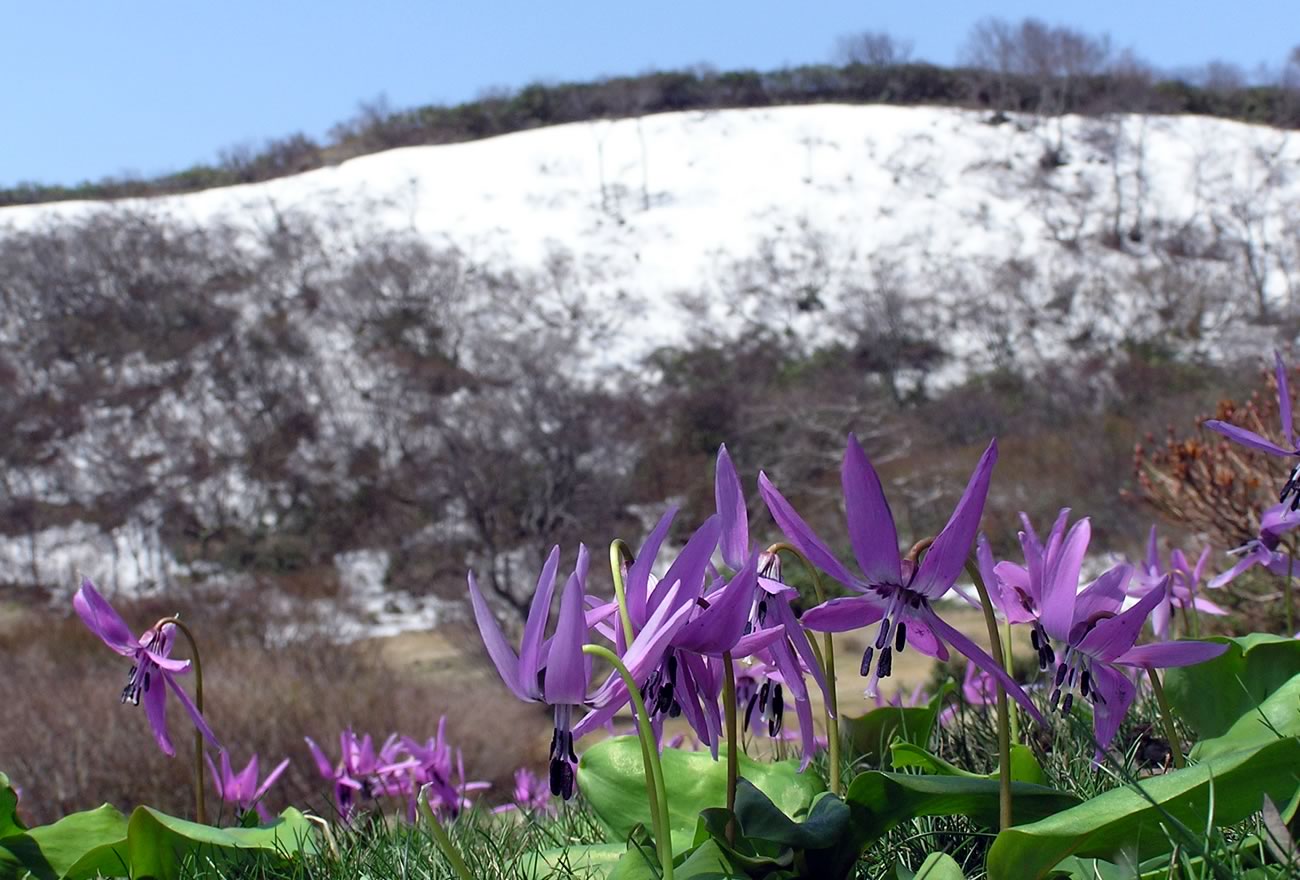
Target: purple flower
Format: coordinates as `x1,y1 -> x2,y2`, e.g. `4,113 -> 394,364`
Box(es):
1039,564 -> 1227,760
938,660 -> 997,726
1133,526 -> 1226,638
72,576 -> 219,757
205,750 -> 289,822
1205,351 -> 1300,509
492,768 -> 554,816
1211,503 -> 1300,588
304,730 -> 416,821
401,720 -> 489,819
469,546 -> 592,799
762,435 -> 1043,724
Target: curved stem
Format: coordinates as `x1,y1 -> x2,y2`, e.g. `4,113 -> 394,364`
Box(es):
1147,667 -> 1186,769
963,560 -> 1012,831
766,542 -> 840,796
417,786 -> 473,880
584,644 -> 673,880
609,540 -> 638,649
722,651 -> 739,845
155,615 -> 206,825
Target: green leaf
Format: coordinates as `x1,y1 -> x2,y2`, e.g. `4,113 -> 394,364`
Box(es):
126,806 -> 317,880
843,770 -> 1080,843
578,738 -> 823,840
607,838 -> 742,880
1164,634 -> 1300,740
519,842 -> 628,880
842,682 -> 954,767
889,742 -> 1046,785
898,851 -> 967,880
0,774 -> 23,839
1190,671 -> 1300,759
0,804 -> 128,880
985,736 -> 1300,880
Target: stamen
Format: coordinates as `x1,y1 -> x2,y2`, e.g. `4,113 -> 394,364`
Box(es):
874,617 -> 891,650
878,647 -> 893,679
1080,669 -> 1091,698
859,647 -> 874,677
894,621 -> 908,653
1054,662 -> 1068,687
1030,628 -> 1040,650
1061,693 -> 1074,715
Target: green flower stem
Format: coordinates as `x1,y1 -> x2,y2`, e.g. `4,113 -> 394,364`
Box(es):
417,787 -> 474,880
766,542 -> 841,796
722,651 -> 740,846
583,644 -> 673,880
155,616 -> 206,826
1146,667 -> 1186,769
1003,618 -> 1021,744
1287,549 -> 1296,636
609,540 -> 638,648
963,560 -> 1013,832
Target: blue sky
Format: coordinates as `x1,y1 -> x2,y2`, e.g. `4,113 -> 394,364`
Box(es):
3,0 -> 1296,186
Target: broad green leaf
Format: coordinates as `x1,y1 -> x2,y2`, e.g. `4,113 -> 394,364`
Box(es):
578,738 -> 823,840
0,804 -> 128,880
889,742 -> 1046,785
0,774 -> 23,838
697,781 -> 857,878
1190,671 -> 1300,759
843,682 -> 954,767
897,851 -> 967,879
521,833 -> 696,880
126,806 -> 317,880
844,770 -> 1079,843
1163,635 -> 1300,740
608,838 -> 741,880
986,736 -> 1300,880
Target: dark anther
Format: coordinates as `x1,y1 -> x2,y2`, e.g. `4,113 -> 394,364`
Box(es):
1050,688 -> 1061,711
895,621 -> 908,653
1030,628 -> 1040,650
878,647 -> 893,679
744,692 -> 759,730
860,647 -> 874,677
1062,693 -> 1074,715
1054,662 -> 1068,687
550,757 -> 575,799
758,600 -> 768,624
875,618 -> 891,650
143,671 -> 151,692
1080,670 -> 1091,698
1044,642 -> 1056,666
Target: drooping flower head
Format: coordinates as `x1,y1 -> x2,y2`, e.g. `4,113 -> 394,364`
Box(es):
469,545 -> 592,799
73,576 -> 219,757
1210,502 -> 1300,589
762,435 -> 1043,724
1204,351 -> 1300,509
205,750 -> 289,822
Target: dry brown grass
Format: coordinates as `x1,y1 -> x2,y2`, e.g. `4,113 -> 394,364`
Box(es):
0,589 -> 540,826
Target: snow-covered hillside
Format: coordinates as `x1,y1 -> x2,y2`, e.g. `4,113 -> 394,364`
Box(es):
7,105 -> 1299,382
3,104 -> 1299,631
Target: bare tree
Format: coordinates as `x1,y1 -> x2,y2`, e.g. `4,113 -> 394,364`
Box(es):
835,31 -> 914,66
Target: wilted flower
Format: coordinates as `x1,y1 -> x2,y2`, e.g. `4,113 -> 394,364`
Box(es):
73,576 -> 219,757
205,750 -> 289,822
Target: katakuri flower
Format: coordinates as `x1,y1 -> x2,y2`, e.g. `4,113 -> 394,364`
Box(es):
1133,526 -> 1226,639
205,750 -> 289,822
1210,502 -> 1300,588
305,729 -> 417,821
73,576 -> 219,757
469,545 -> 592,799
492,768 -> 555,816
1204,351 -> 1300,509
762,435 -> 1043,723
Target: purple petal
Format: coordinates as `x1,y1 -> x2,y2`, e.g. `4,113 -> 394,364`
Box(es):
774,597 -> 833,711
715,445 -> 750,571
991,561 -> 1039,623
801,595 -> 886,633
1151,595 -> 1172,640
518,546 -> 562,699
673,550 -> 758,655
467,572 -> 530,702
1191,596 -> 1229,616
647,515 -> 721,620
543,547 -> 590,706
731,625 -> 785,658
921,606 -> 1045,725
1089,663 -> 1137,762
1113,640 -> 1229,668
793,694 -> 817,771
72,578 -> 139,657
758,471 -> 860,590
1210,549 -> 1269,589
143,649 -> 191,673
1039,518 -> 1091,641
1145,525 -> 1160,574
1278,350 -> 1294,447
165,673 -> 221,749
1203,420 -> 1295,456
252,757 -> 291,803
143,674 -> 174,757
627,506 -> 677,627
205,752 -> 224,799
911,440 -> 997,599
900,612 -> 948,660
841,434 -> 902,585
1074,563 -> 1131,623
235,754 -> 259,803
1077,576 -> 1168,662
305,737 -> 335,778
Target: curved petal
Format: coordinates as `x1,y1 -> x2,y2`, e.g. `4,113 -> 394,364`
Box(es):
774,598 -> 832,712
800,595 -> 885,633
648,516 -> 721,619
673,550 -> 758,655
899,612 -> 948,660
731,625 -> 785,658
842,434 -> 902,586
142,650 -> 191,673
518,546 -> 562,697
165,673 -> 221,749
1040,518 -> 1091,642
205,752 -> 225,800
1191,596 -> 1229,616
467,572 -> 530,702
72,578 -> 139,656
1074,563 -> 1131,623
1203,420 -> 1294,457
543,549 -> 590,706
1278,350 -> 1294,447
627,506 -> 677,627
921,606 -> 1044,725
758,472 -> 860,590
1089,663 -> 1137,762
143,673 -> 174,757
793,694 -> 818,771
1077,576 -> 1168,662
715,445 -> 749,571
911,439 -> 997,599
252,757 -> 291,802
305,737 -> 336,778
1113,640 -> 1228,668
